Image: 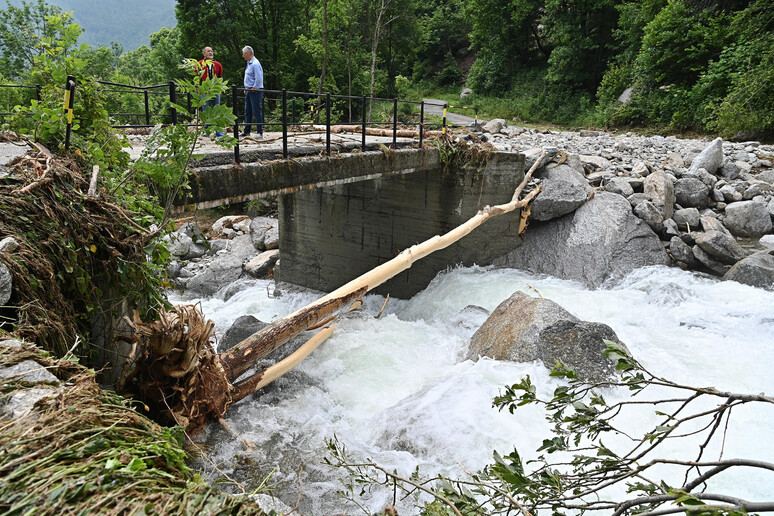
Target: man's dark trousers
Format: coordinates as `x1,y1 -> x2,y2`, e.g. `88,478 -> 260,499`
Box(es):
244,90 -> 263,135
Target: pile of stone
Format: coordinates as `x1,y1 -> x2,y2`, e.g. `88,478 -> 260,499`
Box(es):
163,215 -> 281,297
476,121 -> 774,290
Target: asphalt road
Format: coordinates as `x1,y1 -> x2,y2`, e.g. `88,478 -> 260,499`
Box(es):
422,98 -> 484,128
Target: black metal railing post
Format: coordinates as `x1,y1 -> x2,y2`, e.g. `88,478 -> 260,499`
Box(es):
232,85 -> 240,164
64,75 -> 75,151
144,90 -> 150,125
260,89 -> 265,135
393,98 -> 398,149
282,89 -> 288,159
419,101 -> 424,148
361,95 -> 367,152
325,92 -> 331,156
168,81 -> 177,125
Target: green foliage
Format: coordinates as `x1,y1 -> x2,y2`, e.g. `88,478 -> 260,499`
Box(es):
0,0 -> 66,79
0,343 -> 267,515
635,0 -> 731,87
7,13 -> 128,171
130,58 -> 236,212
543,0 -> 620,92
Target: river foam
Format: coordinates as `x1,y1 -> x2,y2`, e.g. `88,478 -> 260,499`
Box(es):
172,265 -> 774,514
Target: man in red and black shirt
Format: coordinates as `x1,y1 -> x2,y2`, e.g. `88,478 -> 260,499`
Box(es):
199,46 -> 224,137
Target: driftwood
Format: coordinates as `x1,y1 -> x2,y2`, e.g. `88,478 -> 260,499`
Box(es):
220,286 -> 368,382
87,165 -> 99,197
220,148 -> 552,395
122,147 -> 552,430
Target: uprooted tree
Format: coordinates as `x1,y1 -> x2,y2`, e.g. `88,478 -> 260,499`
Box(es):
115,145 -> 551,432
324,341 -> 774,516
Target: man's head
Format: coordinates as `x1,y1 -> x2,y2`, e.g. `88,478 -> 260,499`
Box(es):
242,46 -> 254,61
202,46 -> 214,59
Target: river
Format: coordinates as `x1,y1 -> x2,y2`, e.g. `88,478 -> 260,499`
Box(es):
171,264 -> 774,514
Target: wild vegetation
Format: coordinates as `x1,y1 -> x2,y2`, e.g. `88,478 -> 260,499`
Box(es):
2,0 -> 773,138
0,1 -> 772,515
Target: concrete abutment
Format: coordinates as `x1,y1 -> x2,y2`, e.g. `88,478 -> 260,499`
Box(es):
276,150 -> 525,298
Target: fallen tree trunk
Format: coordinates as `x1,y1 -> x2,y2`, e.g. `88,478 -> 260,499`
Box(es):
220,148 -> 552,394
220,286 -> 367,382
122,146 -> 552,431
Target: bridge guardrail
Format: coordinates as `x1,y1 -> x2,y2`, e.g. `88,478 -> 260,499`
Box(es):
0,77 -> 460,161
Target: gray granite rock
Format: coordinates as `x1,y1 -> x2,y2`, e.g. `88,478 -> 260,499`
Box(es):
643,170 -> 675,219
695,230 -> 748,265
531,164 -> 592,221
467,291 -> 626,382
0,262 -> 11,306
688,137 -> 724,175
494,192 -> 669,288
723,250 -> 774,290
634,200 -> 664,233
673,208 -> 701,231
674,177 -> 710,209
724,201 -> 773,237
669,236 -> 696,266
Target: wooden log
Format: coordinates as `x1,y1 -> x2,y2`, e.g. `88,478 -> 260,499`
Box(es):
230,325 -> 335,403
87,165 -> 99,197
220,286 -> 367,382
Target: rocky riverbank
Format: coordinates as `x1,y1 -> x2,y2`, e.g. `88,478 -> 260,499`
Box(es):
158,127 -> 774,307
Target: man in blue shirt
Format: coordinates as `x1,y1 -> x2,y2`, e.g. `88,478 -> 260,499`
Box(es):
241,45 -> 264,139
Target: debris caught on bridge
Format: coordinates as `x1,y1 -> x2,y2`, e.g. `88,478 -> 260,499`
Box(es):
121,145 -> 551,433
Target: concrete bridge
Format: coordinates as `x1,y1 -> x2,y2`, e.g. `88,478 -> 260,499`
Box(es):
182,144 -> 526,298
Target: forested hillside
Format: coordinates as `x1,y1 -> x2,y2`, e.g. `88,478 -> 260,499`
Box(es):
6,0 -> 175,50
0,0 -> 772,139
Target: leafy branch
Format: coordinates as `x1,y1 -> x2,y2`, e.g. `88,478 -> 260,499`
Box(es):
325,341 -> 774,516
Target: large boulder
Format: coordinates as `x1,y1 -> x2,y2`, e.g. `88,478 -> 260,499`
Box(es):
184,235 -> 260,296
723,201 -> 773,237
604,177 -> 635,197
184,253 -> 245,296
688,137 -> 724,176
531,164 -> 592,221
244,249 -> 280,278
467,291 -> 625,382
495,192 -> 669,288
249,216 -> 279,251
723,250 -> 774,290
218,315 -> 268,353
483,118 -> 507,134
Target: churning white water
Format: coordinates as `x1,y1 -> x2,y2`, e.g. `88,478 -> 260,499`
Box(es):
171,265 -> 774,514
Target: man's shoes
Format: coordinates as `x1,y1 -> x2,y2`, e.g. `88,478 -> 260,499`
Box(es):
239,132 -> 250,137
255,133 -> 263,140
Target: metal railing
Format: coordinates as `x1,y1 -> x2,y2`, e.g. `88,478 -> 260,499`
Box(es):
0,77 -> 458,159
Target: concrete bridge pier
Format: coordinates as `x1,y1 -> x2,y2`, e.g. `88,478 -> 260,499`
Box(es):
276,151 -> 526,299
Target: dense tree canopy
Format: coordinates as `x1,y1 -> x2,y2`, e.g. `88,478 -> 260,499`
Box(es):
1,0 -> 773,138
